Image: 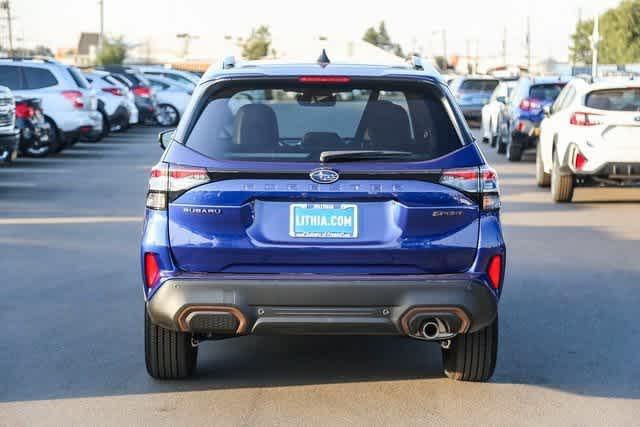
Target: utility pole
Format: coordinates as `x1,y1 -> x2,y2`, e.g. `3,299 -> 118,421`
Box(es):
526,16 -> 532,73
0,1 -> 14,56
590,14 -> 600,79
99,0 -> 104,52
475,39 -> 480,74
465,39 -> 471,74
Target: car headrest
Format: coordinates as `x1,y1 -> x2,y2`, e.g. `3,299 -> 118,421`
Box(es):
233,103 -> 279,148
366,100 -> 412,150
302,132 -> 342,150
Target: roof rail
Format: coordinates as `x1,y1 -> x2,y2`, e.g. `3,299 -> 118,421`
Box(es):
222,56 -> 236,70
0,56 -> 57,63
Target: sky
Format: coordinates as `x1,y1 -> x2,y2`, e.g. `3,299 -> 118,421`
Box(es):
10,0 -> 622,61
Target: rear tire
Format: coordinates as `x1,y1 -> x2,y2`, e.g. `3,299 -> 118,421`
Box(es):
536,146 -> 550,187
497,124 -> 508,154
506,142 -> 522,161
44,117 -> 63,153
442,316 -> 498,382
551,151 -> 574,202
145,308 -> 198,379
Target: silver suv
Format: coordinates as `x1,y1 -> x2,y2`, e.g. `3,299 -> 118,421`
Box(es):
0,58 -> 101,152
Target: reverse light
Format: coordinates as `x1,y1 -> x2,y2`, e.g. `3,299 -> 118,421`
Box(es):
146,163 -> 211,210
575,152 -> 588,170
298,76 -> 351,84
440,166 -> 501,210
144,252 -> 161,288
102,87 -> 123,96
61,90 -> 84,109
570,112 -> 602,126
15,103 -> 35,119
487,255 -> 503,290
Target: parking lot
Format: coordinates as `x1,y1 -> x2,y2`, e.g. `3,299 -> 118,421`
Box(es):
0,125 -> 638,425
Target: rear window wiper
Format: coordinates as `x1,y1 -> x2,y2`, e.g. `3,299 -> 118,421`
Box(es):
320,150 -> 414,162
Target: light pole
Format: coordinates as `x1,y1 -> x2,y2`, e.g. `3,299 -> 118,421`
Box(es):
590,14 -> 600,80
99,0 -> 104,53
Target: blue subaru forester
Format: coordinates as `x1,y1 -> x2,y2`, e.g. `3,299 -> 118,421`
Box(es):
141,54 -> 506,382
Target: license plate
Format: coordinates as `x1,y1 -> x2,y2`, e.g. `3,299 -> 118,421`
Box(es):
289,203 -> 358,238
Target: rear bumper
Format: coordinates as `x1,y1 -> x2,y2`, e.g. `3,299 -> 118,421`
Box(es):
146,276 -> 498,337
460,105 -> 483,120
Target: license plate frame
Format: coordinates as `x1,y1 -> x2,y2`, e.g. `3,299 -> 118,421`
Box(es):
289,203 -> 358,239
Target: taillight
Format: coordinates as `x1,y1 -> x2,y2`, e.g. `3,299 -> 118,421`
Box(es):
298,76 -> 351,84
575,152 -> 588,170
518,98 -> 540,111
487,255 -> 503,290
62,90 -> 84,109
15,103 -> 35,119
516,121 -> 526,132
133,86 -> 152,98
146,163 -> 211,210
144,252 -> 160,288
102,87 -> 123,96
440,166 -> 500,210
570,112 -> 602,126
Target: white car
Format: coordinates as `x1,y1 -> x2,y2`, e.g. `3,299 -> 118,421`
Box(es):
538,77 -> 640,202
136,66 -> 199,91
481,81 -> 516,145
0,58 -> 101,151
146,76 -> 192,127
84,70 -> 132,136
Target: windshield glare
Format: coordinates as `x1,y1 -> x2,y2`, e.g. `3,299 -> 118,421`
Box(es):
184,84 -> 463,163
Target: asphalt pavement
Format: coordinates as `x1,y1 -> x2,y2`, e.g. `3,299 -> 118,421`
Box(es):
1,126 -> 639,426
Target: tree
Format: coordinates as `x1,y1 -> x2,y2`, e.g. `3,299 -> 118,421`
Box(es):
96,36 -> 127,65
242,26 -> 272,60
571,0 -> 640,64
362,21 -> 404,58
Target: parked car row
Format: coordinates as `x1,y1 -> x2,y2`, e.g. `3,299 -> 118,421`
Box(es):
479,76 -> 569,161
0,58 -> 196,164
476,73 -> 640,203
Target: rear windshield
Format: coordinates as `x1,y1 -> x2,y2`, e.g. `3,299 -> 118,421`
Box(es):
585,88 -> 640,111
529,83 -> 565,101
67,67 -> 90,89
459,79 -> 499,92
184,83 -> 463,163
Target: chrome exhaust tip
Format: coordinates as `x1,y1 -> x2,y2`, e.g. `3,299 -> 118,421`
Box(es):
422,320 -> 440,339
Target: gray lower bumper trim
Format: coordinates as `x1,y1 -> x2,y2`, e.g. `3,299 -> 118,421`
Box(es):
147,277 -> 498,335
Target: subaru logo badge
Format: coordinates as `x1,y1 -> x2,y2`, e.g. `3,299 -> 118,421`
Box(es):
635,116 -> 640,122
310,168 -> 339,184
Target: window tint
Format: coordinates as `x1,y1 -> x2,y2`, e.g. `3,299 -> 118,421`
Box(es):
24,67 -> 58,89
585,88 -> 640,111
185,83 -> 462,163
0,65 -> 23,90
459,79 -> 499,92
529,83 -> 565,102
67,67 -> 90,89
